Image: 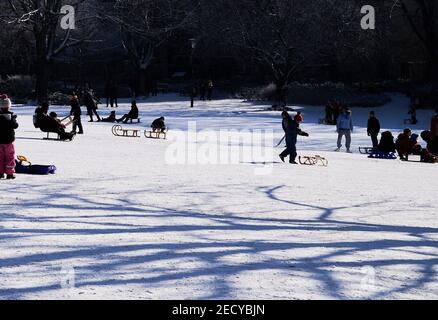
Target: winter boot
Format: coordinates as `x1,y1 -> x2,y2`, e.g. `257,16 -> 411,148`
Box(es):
6,174 -> 16,180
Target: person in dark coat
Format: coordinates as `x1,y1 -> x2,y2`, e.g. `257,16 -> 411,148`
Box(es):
70,95 -> 83,134
377,131 -> 396,154
105,81 -> 118,108
367,111 -> 381,148
325,102 -> 334,124
151,117 -> 166,132
408,104 -> 418,125
34,103 -> 49,128
207,80 -> 214,101
0,94 -> 18,179
117,101 -> 139,123
41,117 -> 75,141
279,111 -> 309,164
199,80 -> 207,101
396,128 -> 418,161
421,130 -> 438,156
101,111 -> 117,123
83,88 -> 101,122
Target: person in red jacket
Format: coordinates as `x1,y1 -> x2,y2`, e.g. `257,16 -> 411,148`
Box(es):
431,108 -> 438,138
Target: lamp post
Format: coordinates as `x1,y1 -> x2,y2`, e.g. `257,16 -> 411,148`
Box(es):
189,38 -> 197,108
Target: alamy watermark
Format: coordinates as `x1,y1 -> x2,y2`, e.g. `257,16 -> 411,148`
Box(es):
60,5 -> 75,30
164,122 -> 275,175
361,5 -> 376,30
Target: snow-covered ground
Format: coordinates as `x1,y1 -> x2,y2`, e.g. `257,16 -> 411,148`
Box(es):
1,93 -> 437,300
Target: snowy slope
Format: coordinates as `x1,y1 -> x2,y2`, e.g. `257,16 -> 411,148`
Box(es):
0,93 -> 437,300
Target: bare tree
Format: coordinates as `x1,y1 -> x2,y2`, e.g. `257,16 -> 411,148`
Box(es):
390,0 -> 438,77
2,0 -> 97,102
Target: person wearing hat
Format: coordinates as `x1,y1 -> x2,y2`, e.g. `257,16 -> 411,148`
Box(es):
0,94 -> 19,180
294,111 -> 304,123
335,108 -> 354,153
279,111 -> 309,164
151,116 -> 167,133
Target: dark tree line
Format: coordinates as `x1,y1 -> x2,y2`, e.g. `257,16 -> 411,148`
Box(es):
0,0 -> 436,102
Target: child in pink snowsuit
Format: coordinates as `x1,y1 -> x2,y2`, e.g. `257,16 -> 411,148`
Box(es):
0,94 -> 18,180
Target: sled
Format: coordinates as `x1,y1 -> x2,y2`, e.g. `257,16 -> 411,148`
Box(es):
128,118 -> 141,124
61,115 -> 76,127
144,128 -> 168,140
15,155 -> 57,175
299,155 -> 328,166
359,147 -> 374,155
368,151 -> 398,160
112,125 -> 140,138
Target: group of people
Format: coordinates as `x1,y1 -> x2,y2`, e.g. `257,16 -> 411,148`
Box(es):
34,102 -> 76,141
278,106 -> 438,164
324,100 -> 344,125
367,108 -> 438,162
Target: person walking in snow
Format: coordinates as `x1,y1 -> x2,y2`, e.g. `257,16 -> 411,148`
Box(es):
335,108 -> 354,153
367,111 -> 381,149
0,94 -> 18,180
70,95 -> 83,134
279,111 -> 309,164
83,87 -> 101,122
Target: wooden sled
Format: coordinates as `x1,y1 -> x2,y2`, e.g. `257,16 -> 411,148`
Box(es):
112,125 -> 140,138
359,147 -> 374,155
144,128 -> 168,140
299,155 -> 328,166
61,115 -> 76,127
43,131 -> 61,141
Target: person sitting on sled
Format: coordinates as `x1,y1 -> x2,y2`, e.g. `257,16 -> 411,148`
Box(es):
38,108 -> 75,141
279,111 -> 309,164
34,102 -> 49,128
420,130 -> 438,163
117,101 -> 139,123
0,94 -> 18,180
151,116 -> 167,133
50,112 -> 66,129
396,128 -> 420,161
101,111 -> 117,123
377,131 -> 396,154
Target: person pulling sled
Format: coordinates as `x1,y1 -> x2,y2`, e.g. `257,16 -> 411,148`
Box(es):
279,111 -> 309,164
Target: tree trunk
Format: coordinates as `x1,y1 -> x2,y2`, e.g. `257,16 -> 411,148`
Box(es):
274,77 -> 288,107
35,58 -> 50,103
34,34 -> 50,103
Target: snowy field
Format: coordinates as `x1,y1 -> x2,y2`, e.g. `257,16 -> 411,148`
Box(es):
1,93 -> 437,300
